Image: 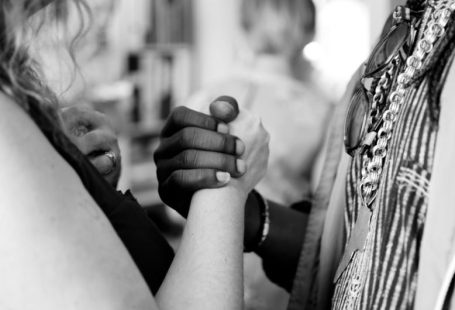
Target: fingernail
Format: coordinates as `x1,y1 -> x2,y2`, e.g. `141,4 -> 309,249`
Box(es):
236,159 -> 247,174
210,97 -> 239,121
217,122 -> 229,134
217,100 -> 235,114
216,171 -> 231,184
236,139 -> 245,155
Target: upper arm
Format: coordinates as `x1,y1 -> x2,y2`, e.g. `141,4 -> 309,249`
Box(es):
0,94 -> 157,310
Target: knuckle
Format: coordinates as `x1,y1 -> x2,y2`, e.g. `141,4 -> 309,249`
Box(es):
85,131 -> 101,146
177,150 -> 198,168
203,116 -> 216,129
217,134 -> 228,149
168,170 -> 184,187
180,150 -> 194,167
174,106 -> 188,115
172,106 -> 187,123
178,128 -> 192,148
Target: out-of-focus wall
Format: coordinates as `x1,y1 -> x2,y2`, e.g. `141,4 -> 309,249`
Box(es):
192,0 -> 241,89
191,0 -> 380,100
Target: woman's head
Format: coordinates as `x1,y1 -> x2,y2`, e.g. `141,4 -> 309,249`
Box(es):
0,0 -> 88,114
241,0 -> 316,59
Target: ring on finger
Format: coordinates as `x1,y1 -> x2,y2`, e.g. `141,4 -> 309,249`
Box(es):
104,151 -> 118,171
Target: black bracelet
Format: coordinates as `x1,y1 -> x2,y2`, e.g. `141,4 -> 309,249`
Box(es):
244,190 -> 270,253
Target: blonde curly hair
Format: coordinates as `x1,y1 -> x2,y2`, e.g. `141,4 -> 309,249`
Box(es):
0,0 -> 89,120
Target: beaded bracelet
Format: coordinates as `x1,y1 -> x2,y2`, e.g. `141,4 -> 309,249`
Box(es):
244,190 -> 270,253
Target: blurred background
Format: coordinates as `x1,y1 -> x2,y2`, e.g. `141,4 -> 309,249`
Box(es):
37,0 -> 404,309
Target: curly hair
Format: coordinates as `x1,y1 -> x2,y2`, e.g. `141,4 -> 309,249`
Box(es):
0,0 -> 90,121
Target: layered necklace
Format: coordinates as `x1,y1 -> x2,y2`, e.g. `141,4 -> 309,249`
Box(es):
359,0 -> 454,209
335,0 -> 455,308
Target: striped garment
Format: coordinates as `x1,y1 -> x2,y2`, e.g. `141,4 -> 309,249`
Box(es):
286,4 -> 455,309
332,77 -> 437,309
330,39 -> 455,310
329,3 -> 455,308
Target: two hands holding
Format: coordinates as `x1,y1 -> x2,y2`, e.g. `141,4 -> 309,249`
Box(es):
59,97 -> 305,295
60,97 -> 270,239
154,96 -> 269,216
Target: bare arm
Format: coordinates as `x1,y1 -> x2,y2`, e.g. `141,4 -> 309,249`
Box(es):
0,95 -> 157,309
157,109 -> 269,309
0,93 -> 268,309
154,100 -> 307,291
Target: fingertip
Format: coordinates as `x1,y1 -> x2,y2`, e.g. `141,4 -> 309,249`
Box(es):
210,96 -> 240,122
216,171 -> 231,184
235,139 -> 245,156
217,122 -> 230,134
236,159 -> 247,175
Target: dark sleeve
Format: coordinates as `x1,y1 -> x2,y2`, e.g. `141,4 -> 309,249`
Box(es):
60,144 -> 175,295
27,103 -> 175,295
65,150 -> 175,295
261,200 -> 311,292
109,191 -> 175,295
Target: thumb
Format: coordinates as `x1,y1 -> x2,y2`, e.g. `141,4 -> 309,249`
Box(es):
209,96 -> 240,123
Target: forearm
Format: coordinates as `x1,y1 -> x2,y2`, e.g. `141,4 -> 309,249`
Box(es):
156,187 -> 246,310
245,193 -> 310,291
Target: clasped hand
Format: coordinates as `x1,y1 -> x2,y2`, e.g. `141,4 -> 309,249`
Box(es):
154,96 -> 269,217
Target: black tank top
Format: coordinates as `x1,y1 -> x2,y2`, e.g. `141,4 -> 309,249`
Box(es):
28,102 -> 174,294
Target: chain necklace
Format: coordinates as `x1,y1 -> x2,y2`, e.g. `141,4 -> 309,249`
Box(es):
359,0 -> 454,208
335,1 -> 455,308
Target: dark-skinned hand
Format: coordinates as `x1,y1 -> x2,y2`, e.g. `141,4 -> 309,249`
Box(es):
154,96 -> 246,217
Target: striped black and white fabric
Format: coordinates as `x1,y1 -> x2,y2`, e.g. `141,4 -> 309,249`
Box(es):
332,61 -> 450,309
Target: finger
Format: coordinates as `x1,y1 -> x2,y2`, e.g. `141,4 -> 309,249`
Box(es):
156,150 -> 246,182
61,105 -> 112,136
75,130 -> 118,155
154,127 -> 243,160
159,169 -> 234,194
89,153 -> 116,176
89,152 -> 121,188
209,96 -> 240,123
161,106 -> 219,138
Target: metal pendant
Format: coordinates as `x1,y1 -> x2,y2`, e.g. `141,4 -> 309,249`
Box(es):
334,204 -> 372,283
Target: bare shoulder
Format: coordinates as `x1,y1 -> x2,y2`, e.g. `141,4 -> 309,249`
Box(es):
0,92 -> 80,192
0,93 -> 156,309
0,91 -> 102,237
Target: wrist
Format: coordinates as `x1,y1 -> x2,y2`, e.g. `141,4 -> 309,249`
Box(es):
243,190 -> 270,253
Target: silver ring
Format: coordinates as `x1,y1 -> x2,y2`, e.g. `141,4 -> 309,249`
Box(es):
104,151 -> 118,169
